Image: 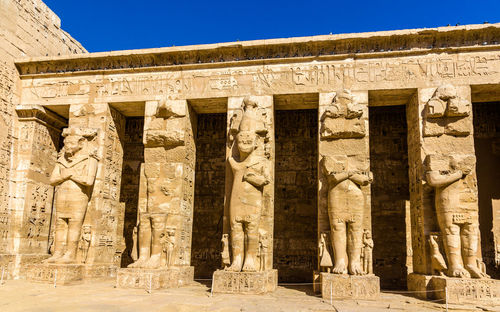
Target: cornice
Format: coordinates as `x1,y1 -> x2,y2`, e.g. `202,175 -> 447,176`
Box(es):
14,23 -> 500,77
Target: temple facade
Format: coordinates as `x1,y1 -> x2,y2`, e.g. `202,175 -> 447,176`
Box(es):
1,0 -> 500,304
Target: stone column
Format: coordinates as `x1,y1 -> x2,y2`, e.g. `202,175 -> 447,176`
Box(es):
407,85 -> 500,304
0,105 -> 66,278
317,90 -> 379,300
212,95 -> 277,294
116,99 -> 195,290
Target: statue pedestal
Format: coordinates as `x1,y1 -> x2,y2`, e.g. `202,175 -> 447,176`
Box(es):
408,273 -> 500,304
22,263 -> 117,285
320,273 -> 380,300
116,266 -> 194,289
212,269 -> 278,294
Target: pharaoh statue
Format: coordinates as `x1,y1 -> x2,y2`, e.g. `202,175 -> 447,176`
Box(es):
322,155 -> 372,275
226,97 -> 270,272
44,127 -> 99,264
425,154 -> 488,278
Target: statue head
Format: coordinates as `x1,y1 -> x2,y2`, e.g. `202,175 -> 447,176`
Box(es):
236,130 -> 257,156
61,127 -> 98,158
63,135 -> 84,158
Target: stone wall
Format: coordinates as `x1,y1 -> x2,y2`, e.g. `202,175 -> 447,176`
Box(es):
369,105 -> 410,289
274,109 -> 318,282
0,0 -> 85,255
473,102 -> 500,278
192,113 -> 226,278
119,118 -> 144,267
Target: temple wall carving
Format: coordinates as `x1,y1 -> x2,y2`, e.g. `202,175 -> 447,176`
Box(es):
1,17 -> 500,304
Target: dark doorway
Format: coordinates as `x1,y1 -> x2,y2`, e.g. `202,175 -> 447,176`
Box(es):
191,113 -> 227,279
369,105 -> 410,289
473,102 -> 500,279
274,109 -> 318,283
119,117 -> 145,267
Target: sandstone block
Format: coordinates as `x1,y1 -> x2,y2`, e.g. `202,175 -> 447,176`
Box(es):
212,269 -> 278,294
320,273 -> 380,300
116,266 -> 194,289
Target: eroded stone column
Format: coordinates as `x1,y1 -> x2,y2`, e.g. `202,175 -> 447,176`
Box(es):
212,95 -> 277,294
0,105 -> 66,279
116,99 -> 195,289
407,85 -> 500,304
317,90 -> 380,300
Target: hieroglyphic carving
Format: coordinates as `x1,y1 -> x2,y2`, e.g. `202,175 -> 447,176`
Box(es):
22,54 -> 500,103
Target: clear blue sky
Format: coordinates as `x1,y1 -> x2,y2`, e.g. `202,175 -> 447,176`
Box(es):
44,0 -> 500,53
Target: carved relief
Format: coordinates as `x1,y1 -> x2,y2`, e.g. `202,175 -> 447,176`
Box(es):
44,127 -> 99,264
362,229 -> 374,275
225,97 -> 271,273
320,89 -> 365,140
319,232 -> 333,273
424,154 -> 488,279
321,155 -> 372,275
423,84 -> 471,137
129,100 -> 187,269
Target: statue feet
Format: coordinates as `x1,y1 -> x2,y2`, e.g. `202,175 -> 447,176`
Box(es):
242,256 -> 257,272
348,260 -> 364,275
144,254 -> 162,269
225,260 -> 242,272
332,259 -> 347,274
128,257 -> 149,268
55,252 -> 77,264
465,264 -> 489,279
447,265 -> 471,278
43,253 -> 63,264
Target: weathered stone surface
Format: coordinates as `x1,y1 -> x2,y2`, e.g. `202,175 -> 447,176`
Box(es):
1,0 -> 500,305
22,263 -> 116,285
212,269 -> 278,294
116,266 -> 194,289
320,273 -> 380,300
408,273 -> 500,304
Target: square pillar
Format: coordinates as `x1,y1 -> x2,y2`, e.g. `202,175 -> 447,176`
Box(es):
0,105 -> 66,278
317,90 -> 379,299
407,85 -> 500,304
116,99 -> 195,289
212,95 -> 277,294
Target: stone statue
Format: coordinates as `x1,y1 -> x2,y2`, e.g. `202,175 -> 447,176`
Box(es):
221,234 -> 230,269
322,155 -> 372,275
362,229 -> 374,275
160,226 -> 176,267
79,225 -> 92,263
129,100 -> 185,269
258,229 -> 270,271
425,154 -> 488,278
44,127 -> 99,264
319,232 -> 333,273
428,234 -> 447,276
226,97 -> 270,272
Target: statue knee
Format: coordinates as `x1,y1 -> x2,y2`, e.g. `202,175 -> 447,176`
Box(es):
444,225 -> 460,236
332,221 -> 345,232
